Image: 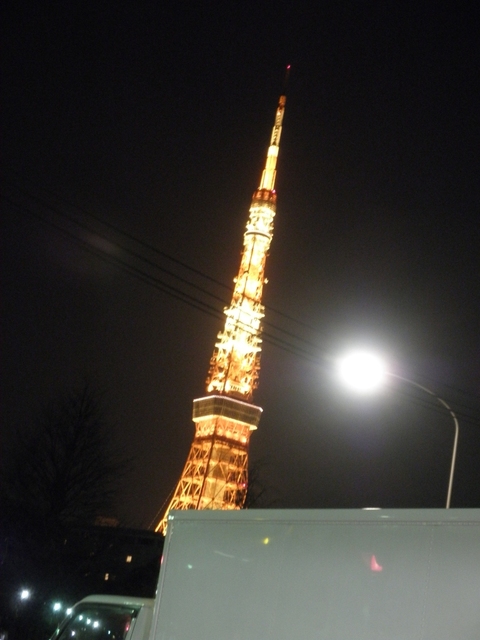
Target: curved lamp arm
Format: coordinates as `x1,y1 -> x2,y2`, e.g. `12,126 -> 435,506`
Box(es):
390,374 -> 459,509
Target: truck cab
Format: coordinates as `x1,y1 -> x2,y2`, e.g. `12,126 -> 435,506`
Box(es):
49,594 -> 154,640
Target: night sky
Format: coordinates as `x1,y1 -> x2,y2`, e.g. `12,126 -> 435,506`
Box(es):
3,2 -> 480,527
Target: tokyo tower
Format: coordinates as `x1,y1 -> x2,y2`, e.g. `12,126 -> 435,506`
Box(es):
155,82 -> 287,534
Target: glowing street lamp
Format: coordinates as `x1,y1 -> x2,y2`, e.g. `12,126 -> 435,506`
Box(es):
338,351 -> 386,393
336,351 -> 459,508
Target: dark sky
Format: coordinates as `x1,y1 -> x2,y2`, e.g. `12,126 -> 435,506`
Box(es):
3,1 -> 480,527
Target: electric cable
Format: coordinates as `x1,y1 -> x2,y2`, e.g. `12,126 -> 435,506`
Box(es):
3,180 -> 480,428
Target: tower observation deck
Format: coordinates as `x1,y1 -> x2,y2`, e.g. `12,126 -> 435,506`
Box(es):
155,86 -> 287,534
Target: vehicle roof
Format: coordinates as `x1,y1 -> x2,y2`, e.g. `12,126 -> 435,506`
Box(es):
78,595 -> 155,607
167,507 -> 480,525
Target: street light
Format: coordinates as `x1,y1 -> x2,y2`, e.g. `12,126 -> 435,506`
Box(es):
337,351 -> 459,508
338,350 -> 386,393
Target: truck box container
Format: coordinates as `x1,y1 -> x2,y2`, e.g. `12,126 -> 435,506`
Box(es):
150,509 -> 480,640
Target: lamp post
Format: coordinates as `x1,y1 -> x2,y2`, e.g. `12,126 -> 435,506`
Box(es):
337,351 -> 460,508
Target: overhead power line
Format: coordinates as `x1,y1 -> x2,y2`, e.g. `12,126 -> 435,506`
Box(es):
2,175 -> 480,427
2,175 -> 329,357
3,194 -> 322,365
2,168 -> 327,337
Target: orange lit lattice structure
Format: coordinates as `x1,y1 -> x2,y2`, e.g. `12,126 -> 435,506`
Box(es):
155,92 -> 286,534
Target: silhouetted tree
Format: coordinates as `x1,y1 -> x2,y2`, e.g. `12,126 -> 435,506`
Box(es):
243,458 -> 279,509
3,383 -> 127,529
0,383 -> 130,639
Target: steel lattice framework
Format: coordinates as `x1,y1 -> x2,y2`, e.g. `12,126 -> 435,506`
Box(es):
155,91 -> 286,534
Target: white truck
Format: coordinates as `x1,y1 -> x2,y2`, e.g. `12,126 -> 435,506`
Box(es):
151,508 -> 480,640
51,509 -> 480,639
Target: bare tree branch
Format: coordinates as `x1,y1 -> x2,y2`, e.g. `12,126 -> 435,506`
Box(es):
2,383 -> 130,528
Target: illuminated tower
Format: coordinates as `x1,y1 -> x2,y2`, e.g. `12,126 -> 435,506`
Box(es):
155,86 -> 287,534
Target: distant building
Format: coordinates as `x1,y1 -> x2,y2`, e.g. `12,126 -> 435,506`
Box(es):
63,523 -> 164,597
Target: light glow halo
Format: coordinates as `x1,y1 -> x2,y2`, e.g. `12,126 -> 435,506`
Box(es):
337,351 -> 386,393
